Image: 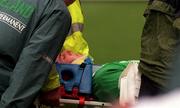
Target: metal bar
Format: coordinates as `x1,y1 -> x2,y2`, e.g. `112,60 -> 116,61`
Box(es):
60,99 -> 112,107
81,0 -> 148,3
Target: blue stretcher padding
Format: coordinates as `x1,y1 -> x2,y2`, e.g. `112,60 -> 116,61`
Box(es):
56,58 -> 92,95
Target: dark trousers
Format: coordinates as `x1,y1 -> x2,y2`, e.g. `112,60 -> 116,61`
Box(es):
139,74 -> 162,98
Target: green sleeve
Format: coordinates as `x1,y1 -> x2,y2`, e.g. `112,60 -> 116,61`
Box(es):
174,7 -> 180,30
166,14 -> 180,93
173,17 -> 180,36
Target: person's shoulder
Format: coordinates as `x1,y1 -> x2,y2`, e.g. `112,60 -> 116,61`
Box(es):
39,0 -> 66,7
39,0 -> 67,11
24,0 -> 68,14
23,0 -> 65,8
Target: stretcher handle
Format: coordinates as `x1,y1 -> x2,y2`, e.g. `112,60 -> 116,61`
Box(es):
60,99 -> 112,107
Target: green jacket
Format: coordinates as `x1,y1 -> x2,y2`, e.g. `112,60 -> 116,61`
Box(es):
139,0 -> 180,89
0,0 -> 71,107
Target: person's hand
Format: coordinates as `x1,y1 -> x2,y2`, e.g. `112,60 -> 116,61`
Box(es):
111,101 -> 132,108
64,0 -> 75,6
39,87 -> 61,106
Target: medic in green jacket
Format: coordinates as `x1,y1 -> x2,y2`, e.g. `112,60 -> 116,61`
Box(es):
0,0 -> 71,107
138,0 -> 180,97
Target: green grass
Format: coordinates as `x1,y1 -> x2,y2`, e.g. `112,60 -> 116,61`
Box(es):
81,1 -> 147,64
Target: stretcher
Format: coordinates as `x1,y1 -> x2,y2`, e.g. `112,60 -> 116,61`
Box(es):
60,98 -> 112,108
35,98 -> 112,108
35,64 -> 112,108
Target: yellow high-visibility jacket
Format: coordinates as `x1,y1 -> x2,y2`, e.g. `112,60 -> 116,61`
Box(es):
42,0 -> 90,91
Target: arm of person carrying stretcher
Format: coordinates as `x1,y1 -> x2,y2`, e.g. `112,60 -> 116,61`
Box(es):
173,11 -> 180,37
64,0 -> 75,6
0,0 -> 71,108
